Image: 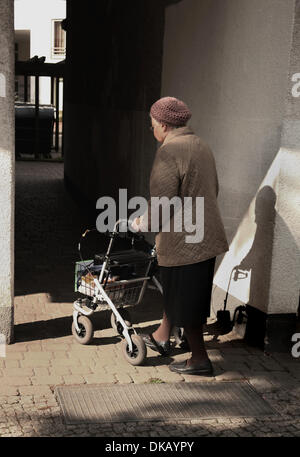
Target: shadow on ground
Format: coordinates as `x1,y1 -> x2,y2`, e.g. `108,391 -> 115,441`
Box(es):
14,285 -> 249,358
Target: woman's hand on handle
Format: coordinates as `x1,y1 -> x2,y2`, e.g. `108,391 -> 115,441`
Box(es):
130,217 -> 141,232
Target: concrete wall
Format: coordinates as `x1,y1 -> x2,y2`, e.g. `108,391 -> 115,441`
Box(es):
267,0 -> 300,316
162,0 -> 297,317
0,0 -> 15,343
64,0 -> 165,222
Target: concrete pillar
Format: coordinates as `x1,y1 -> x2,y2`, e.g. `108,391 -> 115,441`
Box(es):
212,0 -> 300,352
260,0 -> 300,351
0,0 -> 15,343
214,0 -> 300,352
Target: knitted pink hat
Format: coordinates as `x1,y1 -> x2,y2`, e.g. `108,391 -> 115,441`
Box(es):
150,97 -> 192,126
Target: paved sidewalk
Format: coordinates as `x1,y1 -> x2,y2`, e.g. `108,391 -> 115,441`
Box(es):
0,161 -> 299,437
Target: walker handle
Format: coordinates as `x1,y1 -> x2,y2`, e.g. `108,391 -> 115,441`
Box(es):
78,219 -> 145,259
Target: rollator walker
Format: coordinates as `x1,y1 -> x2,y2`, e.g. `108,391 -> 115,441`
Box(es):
72,219 -> 184,366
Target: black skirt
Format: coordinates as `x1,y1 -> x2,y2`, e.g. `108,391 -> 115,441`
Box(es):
159,257 -> 216,327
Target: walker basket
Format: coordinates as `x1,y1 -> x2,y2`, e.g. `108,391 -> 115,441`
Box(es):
75,249 -> 153,307
77,271 -> 148,306
74,259 -> 102,293
100,277 -> 148,306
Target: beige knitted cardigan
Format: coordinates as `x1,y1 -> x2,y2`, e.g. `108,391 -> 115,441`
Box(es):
141,126 -> 229,267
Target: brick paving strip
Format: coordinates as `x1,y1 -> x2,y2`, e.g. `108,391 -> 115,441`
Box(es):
3,162 -> 298,437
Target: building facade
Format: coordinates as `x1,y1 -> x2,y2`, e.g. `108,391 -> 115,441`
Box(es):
14,0 -> 66,107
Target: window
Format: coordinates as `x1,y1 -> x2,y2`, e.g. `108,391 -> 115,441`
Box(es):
52,20 -> 66,58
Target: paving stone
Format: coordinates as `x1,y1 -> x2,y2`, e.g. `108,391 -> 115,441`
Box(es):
219,362 -> 251,372
271,353 -> 298,364
83,374 -> 117,384
49,367 -> 71,376
92,363 -> 117,374
154,364 -> 176,374
21,359 -> 50,368
244,347 -> 264,355
19,386 -> 52,396
22,425 -> 34,431
258,355 -> 286,371
7,399 -> 20,408
24,352 -> 53,360
19,396 -> 34,404
26,344 -> 43,352
183,374 -> 215,382
215,371 -> 246,381
52,352 -> 69,359
50,358 -> 81,367
5,343 -> 28,353
68,366 -> 92,376
46,345 -> 71,352
127,373 -> 155,383
62,375 -> 85,385
157,372 -> 184,383
0,387 -> 19,396
219,354 -> 246,363
34,368 -> 50,377
244,356 -> 266,370
284,364 -> 300,375
272,371 -> 299,383
31,376 -> 64,386
4,360 -> 20,368
114,373 -> 133,383
3,368 -> 34,377
5,352 -> 25,360
220,347 -> 251,356
70,347 -> 100,357
247,375 -> 277,393
1,377 -> 31,386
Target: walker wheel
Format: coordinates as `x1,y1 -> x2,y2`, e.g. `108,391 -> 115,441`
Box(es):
111,310 -> 132,333
72,315 -> 94,345
121,334 -> 147,366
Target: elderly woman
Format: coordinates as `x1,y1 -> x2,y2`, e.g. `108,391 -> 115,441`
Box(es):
132,97 -> 228,376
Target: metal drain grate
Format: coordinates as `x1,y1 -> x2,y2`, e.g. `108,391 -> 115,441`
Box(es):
55,382 -> 276,424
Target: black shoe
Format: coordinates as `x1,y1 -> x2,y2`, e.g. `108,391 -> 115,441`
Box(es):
140,333 -> 170,356
169,359 -> 213,376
